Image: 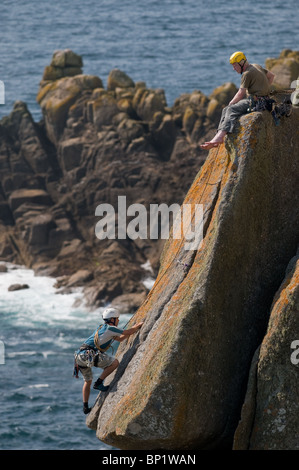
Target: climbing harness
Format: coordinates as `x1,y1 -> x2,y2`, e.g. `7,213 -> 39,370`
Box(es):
73,346 -> 97,378
247,95 -> 275,113
247,94 -> 292,126
73,323 -> 117,377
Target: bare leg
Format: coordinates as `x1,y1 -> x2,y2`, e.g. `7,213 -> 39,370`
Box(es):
83,379 -> 92,403
99,359 -> 119,380
200,130 -> 227,149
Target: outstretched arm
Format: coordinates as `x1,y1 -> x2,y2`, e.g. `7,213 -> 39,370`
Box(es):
229,87 -> 247,106
115,322 -> 143,342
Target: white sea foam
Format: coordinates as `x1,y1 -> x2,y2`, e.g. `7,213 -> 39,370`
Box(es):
141,260 -> 156,290
0,262 -> 133,332
0,262 -> 101,330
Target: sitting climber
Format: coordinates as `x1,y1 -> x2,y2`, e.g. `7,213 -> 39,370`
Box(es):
200,51 -> 275,150
74,307 -> 143,414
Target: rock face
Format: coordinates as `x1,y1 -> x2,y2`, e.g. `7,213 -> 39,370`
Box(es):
234,251 -> 299,450
0,49 -> 237,311
86,108 -> 299,449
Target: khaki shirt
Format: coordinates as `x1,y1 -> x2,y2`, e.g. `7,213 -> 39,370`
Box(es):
240,64 -> 270,96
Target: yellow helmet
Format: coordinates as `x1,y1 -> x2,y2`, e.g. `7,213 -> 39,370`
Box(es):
229,51 -> 247,64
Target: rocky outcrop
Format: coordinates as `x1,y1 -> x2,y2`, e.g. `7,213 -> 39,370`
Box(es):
8,283 -> 29,291
266,49 -> 299,89
41,49 -> 84,82
0,49 -> 237,310
86,107 -> 299,449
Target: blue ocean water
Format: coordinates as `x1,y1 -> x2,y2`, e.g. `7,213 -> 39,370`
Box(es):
0,0 -> 298,451
0,263 -> 138,450
0,0 -> 298,122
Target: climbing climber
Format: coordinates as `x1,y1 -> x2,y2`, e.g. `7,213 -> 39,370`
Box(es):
200,51 -> 275,150
74,307 -> 143,414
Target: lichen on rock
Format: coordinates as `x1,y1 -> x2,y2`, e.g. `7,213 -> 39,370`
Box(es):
87,108 -> 299,450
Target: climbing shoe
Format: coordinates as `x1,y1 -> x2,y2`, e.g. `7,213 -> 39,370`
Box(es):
83,403 -> 91,414
93,378 -> 109,392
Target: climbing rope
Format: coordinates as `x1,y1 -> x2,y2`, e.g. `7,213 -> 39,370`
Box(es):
117,144 -> 222,333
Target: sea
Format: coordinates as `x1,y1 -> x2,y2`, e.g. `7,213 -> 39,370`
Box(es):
0,0 -> 298,452
0,262 -> 140,451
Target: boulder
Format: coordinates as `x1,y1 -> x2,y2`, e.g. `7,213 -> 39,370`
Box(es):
87,109 -> 299,450
134,89 -> 166,122
265,49 -> 299,89
107,69 -> 135,91
42,49 -> 83,81
51,49 -> 83,68
8,189 -> 52,212
37,74 -> 103,143
8,283 -> 29,291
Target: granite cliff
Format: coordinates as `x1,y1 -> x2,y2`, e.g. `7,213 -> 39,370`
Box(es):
86,106 -> 299,450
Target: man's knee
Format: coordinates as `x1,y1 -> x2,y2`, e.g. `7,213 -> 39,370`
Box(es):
112,358 -> 119,369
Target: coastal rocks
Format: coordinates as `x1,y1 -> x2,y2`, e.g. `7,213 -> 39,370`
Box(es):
2,49 -> 236,308
42,49 -> 83,82
266,49 -> 299,89
107,69 -> 135,91
0,100 -> 54,177
37,50 -> 235,154
171,83 -> 237,145
87,108 -> 299,449
8,283 -> 29,291
37,73 -> 103,144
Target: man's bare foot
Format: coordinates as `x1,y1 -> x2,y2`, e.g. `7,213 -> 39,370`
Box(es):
200,141 -> 222,150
